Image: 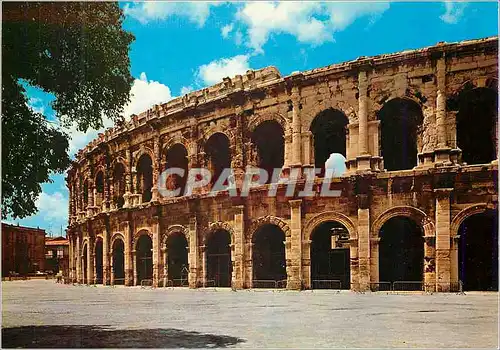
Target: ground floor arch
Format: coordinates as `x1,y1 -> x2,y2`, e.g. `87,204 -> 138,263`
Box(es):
94,239 -> 103,284
252,224 -> 286,285
458,210 -> 498,291
166,233 -> 189,286
136,234 -> 153,285
112,238 -> 125,285
379,216 -> 424,289
206,230 -> 232,287
310,221 -> 350,289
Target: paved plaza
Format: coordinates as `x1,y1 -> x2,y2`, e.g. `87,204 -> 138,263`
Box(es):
2,280 -> 498,348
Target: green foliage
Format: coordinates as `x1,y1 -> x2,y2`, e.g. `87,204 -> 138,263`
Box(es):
2,2 -> 135,219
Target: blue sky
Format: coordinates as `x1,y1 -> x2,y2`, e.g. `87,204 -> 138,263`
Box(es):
9,1 -> 498,235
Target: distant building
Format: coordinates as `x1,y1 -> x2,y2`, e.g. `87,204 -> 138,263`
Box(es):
2,223 -> 46,276
45,236 -> 69,276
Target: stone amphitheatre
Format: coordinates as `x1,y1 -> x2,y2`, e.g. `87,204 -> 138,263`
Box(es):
66,36 -> 498,292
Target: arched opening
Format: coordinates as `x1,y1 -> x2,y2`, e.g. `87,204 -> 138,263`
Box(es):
94,239 -> 103,284
112,239 -> 125,285
251,121 -> 284,182
377,98 -> 423,171
310,221 -> 350,289
137,154 -> 153,203
252,224 -> 286,284
379,216 -> 424,289
166,233 -> 189,286
454,87 -> 497,165
95,171 -> 104,209
82,244 -> 88,284
165,144 -> 189,198
206,230 -> 232,287
310,108 -> 348,176
204,133 -> 231,188
113,163 -> 126,209
136,234 -> 153,284
458,210 -> 498,291
83,180 -> 89,209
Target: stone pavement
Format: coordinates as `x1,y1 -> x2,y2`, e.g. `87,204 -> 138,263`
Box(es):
2,280 -> 498,348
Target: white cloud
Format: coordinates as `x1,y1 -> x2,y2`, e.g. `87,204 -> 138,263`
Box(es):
123,2 -> 222,27
35,191 -> 68,223
233,2 -> 389,53
180,86 -> 194,95
325,153 -> 347,177
221,23 -> 234,38
440,1 -> 468,24
65,72 -> 173,156
196,55 -> 251,86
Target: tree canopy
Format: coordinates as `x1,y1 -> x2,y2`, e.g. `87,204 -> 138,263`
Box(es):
2,2 -> 135,219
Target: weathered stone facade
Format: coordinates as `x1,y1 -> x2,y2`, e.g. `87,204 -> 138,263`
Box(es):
66,37 -> 498,292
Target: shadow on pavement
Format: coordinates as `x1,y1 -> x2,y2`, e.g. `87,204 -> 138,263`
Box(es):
2,325 -> 245,348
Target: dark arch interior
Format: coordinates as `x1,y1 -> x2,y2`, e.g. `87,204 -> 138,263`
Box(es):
205,133 -> 231,188
253,224 -> 286,283
455,87 -> 497,165
82,245 -> 88,284
310,108 -> 348,174
137,155 -> 153,203
206,230 -> 232,287
251,121 -> 284,182
112,239 -> 125,285
167,233 -> 189,286
459,210 -> 498,291
165,144 -> 189,198
83,180 -> 89,209
310,221 -> 350,289
95,172 -> 104,208
136,235 -> 153,284
378,98 -> 423,171
113,163 -> 126,209
94,239 -> 103,284
379,216 -> 424,288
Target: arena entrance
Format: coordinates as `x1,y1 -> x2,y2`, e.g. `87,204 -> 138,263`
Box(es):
206,230 -> 232,287
164,144 -> 189,197
205,133 -> 231,188
252,224 -> 286,288
166,233 -> 189,286
94,238 -> 103,284
310,108 -> 348,176
458,210 -> 498,291
379,217 -> 424,290
136,235 -> 153,285
377,98 -> 423,171
251,120 -> 284,182
453,85 -> 497,165
137,154 -> 153,203
310,221 -> 350,289
112,239 -> 125,285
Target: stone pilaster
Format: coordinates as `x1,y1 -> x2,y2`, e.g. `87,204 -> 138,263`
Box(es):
201,245 -> 207,287
434,188 -> 453,291
291,88 -> 302,167
233,205 -> 245,289
188,217 -> 198,288
435,56 -> 452,165
356,70 -> 372,172
124,221 -> 133,286
87,237 -> 94,285
152,217 -> 160,287
151,135 -> 160,202
103,228 -> 110,285
423,235 -> 436,292
288,199 -> 303,290
357,206 -> 371,291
